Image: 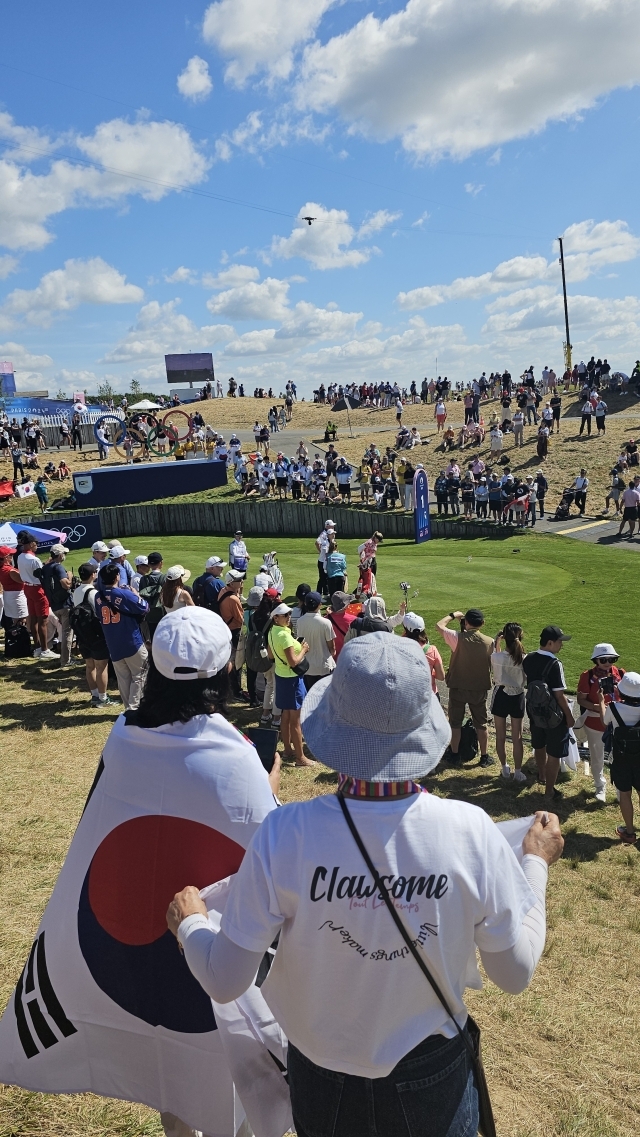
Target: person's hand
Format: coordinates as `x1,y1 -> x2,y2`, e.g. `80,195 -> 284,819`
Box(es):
166,886 -> 208,937
399,600 -> 407,614
268,750 -> 282,796
453,610 -> 465,620
299,641 -> 309,655
565,713 -> 576,728
522,812 -> 564,865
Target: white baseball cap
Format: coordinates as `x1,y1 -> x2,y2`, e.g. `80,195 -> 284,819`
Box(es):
206,556 -> 227,569
109,543 -> 130,558
134,555 -> 148,566
271,603 -> 292,617
91,541 -> 109,553
591,643 -> 619,660
403,612 -> 425,633
165,564 -> 191,583
152,608 -> 231,681
325,519 -> 336,527
50,543 -> 67,557
225,569 -> 244,583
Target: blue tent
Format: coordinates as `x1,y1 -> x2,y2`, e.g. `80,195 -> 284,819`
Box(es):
0,521 -> 68,551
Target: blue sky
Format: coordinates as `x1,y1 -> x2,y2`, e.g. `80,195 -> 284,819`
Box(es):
1,0 -> 639,397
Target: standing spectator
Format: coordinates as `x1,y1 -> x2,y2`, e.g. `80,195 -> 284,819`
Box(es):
96,424 -> 108,460
267,603 -> 314,766
401,612 -> 445,693
605,467 -> 625,514
296,591 -> 336,691
534,469 -> 548,517
595,396 -> 608,434
228,530 -> 250,576
10,443 -> 24,481
512,408 -> 525,447
573,469 -> 589,515
71,563 -> 113,706
436,608 -> 494,766
577,643 -> 624,803
138,551 -> 165,640
325,540 -> 347,597
161,566 -> 195,612
17,536 -> 57,659
88,540 -> 109,570
550,391 -> 562,432
58,419 -> 71,448
326,591 -> 357,656
34,476 -> 48,513
523,626 -> 575,802
489,424 -> 503,459
71,412 -> 83,450
598,673 -> 640,843
0,545 -> 28,625
446,470 -> 460,516
41,543 -> 74,667
491,624 -> 527,782
195,555 -> 227,611
460,474 -> 475,519
95,561 -> 149,709
536,422 -> 549,461
541,402 -> 554,432
617,475 -> 640,538
525,475 -> 537,526
475,476 -> 489,517
434,398 -> 447,431
434,470 -> 449,515
131,555 -> 149,592
217,569 -> 247,700
336,457 -> 353,501
315,521 -> 335,598
579,398 -> 593,436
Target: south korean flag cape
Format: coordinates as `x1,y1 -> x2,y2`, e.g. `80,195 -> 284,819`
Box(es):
0,713 -> 292,1137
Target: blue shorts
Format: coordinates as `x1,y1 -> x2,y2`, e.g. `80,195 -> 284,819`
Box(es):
275,674 -> 306,710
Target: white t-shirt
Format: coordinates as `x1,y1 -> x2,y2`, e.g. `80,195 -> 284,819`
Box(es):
316,530 -> 332,565
491,650 -> 525,695
296,612 -> 335,676
604,702 -> 640,728
17,551 -> 43,586
222,793 -> 535,1078
72,581 -> 97,613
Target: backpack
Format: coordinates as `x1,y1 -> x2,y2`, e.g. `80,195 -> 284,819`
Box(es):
245,613 -> 273,673
5,622 -> 33,658
139,571 -> 164,624
526,657 -> 565,730
192,572 -> 217,610
608,703 -> 640,762
459,718 -> 479,763
69,588 -> 103,641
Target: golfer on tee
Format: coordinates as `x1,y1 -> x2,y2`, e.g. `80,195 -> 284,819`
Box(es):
168,634 -> 563,1137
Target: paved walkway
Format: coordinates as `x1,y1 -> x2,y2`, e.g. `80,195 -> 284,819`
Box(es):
533,510 -> 640,549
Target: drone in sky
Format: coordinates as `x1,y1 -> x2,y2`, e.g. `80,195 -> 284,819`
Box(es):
302,216 -> 317,226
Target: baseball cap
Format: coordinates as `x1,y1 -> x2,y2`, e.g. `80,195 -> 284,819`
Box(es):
305,591 -> 323,608
134,555 -> 148,566
109,543 -> 130,558
152,608 -> 231,681
540,625 -> 571,644
148,552 -> 163,565
464,608 -> 484,626
325,519 -> 336,528
0,545 -> 14,557
91,541 -> 109,553
403,611 -> 425,633
225,569 -> 244,584
591,642 -> 618,661
264,587 -> 279,598
271,603 -> 292,617
234,529 -> 243,536
206,556 -> 227,569
50,543 -> 67,556
165,564 -> 191,583
246,586 -> 264,607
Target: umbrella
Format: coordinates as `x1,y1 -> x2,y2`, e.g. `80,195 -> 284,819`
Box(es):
0,521 -> 68,551
332,395 -> 360,437
128,399 -> 162,410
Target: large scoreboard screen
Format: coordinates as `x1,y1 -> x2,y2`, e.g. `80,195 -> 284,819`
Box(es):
165,352 -> 214,385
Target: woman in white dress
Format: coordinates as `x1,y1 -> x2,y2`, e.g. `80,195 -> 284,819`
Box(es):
161,565 -> 194,613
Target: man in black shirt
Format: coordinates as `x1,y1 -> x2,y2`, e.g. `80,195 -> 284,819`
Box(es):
522,626 -> 575,802
549,393 -> 562,433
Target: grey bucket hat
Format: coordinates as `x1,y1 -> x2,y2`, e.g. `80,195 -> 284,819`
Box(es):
301,633 -> 451,780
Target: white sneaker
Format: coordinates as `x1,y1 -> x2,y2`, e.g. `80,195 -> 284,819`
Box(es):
33,646 -> 42,657
39,649 -> 59,661
501,765 -> 512,779
595,787 -> 607,803
513,769 -> 528,783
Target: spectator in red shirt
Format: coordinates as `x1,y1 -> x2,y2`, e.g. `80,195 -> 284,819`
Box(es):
577,644 -> 625,803
326,591 -> 357,656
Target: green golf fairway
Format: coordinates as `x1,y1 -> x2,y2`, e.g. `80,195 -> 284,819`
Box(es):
69,532 -> 637,688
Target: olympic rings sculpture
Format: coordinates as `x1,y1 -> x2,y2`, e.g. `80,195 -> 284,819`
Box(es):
147,422 -> 179,457
161,409 -> 193,442
93,414 -> 127,448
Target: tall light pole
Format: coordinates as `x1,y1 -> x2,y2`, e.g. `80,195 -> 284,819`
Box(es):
558,236 -> 572,374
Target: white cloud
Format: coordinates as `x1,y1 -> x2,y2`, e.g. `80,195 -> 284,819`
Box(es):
214,110 -> 329,162
357,209 -> 402,239
223,300 -> 362,355
483,293 -> 640,338
561,219 -> 640,282
207,277 -> 290,320
398,255 -> 549,309
203,0 -> 336,85
465,183 -> 484,196
0,258 -> 143,330
0,255 -> 18,279
103,299 -> 235,363
177,56 -> 213,102
0,341 -> 53,371
271,203 -> 373,270
203,263 -> 260,289
296,0 -> 640,159
55,369 -> 100,387
412,211 -> 429,229
165,266 -> 199,284
0,115 -> 209,251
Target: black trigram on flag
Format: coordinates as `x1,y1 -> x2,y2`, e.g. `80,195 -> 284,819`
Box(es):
14,931 -> 76,1058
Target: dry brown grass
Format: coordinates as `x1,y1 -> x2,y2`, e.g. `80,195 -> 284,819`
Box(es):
2,655 -> 640,1136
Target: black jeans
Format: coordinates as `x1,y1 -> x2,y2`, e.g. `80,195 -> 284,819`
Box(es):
317,561 -> 328,596
437,496 -> 448,515
575,490 -> 587,513
289,1032 -> 478,1137
579,414 -> 591,435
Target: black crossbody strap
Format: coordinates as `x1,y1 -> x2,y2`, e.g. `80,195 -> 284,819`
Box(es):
337,793 -> 472,1058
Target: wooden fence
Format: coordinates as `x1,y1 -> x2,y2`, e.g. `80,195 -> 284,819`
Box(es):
15,499 -> 518,542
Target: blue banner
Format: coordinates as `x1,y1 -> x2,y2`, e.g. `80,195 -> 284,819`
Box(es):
0,397 -> 110,419
56,515 -> 103,553
414,468 -> 431,543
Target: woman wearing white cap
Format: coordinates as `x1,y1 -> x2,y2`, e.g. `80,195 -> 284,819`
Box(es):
597,672 -> 640,843
402,612 -> 445,694
577,644 -> 625,803
168,634 -> 563,1137
162,566 -> 194,613
267,604 -> 314,766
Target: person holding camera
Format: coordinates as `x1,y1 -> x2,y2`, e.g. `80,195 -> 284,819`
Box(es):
436,609 -> 494,766
523,626 -> 575,802
576,643 -> 624,803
